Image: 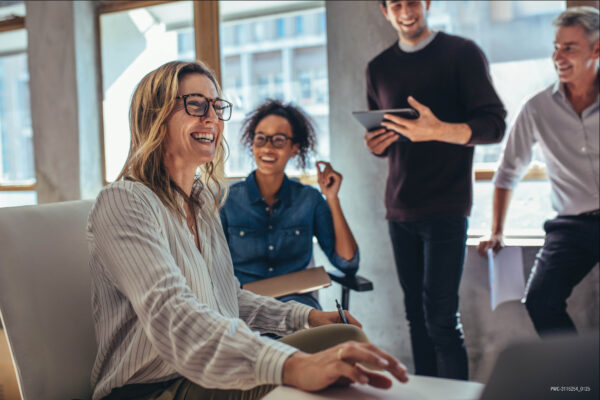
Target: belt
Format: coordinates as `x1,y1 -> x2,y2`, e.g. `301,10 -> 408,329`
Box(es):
579,209 -> 600,217
103,378 -> 179,400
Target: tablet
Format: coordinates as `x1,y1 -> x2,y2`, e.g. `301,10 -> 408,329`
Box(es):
352,108 -> 419,131
353,108 -> 419,143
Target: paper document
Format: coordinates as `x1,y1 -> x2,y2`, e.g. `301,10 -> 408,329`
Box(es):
488,247 -> 526,310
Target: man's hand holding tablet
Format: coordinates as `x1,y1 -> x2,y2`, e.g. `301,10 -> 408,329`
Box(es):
354,107 -> 419,155
361,97 -> 473,154
353,108 -> 419,140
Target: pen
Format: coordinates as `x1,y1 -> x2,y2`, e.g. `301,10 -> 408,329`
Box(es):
335,299 -> 349,324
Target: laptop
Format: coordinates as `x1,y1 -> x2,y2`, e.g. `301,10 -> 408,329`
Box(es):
480,332 -> 599,400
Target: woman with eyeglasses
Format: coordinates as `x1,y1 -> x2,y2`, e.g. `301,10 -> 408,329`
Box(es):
87,62 -> 407,400
220,99 -> 359,310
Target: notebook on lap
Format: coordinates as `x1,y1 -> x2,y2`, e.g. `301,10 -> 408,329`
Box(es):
242,266 -> 332,298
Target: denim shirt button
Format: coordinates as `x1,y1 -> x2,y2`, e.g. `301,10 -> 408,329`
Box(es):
265,207 -> 269,212
268,245 -> 274,251
268,225 -> 273,230
239,230 -> 245,237
268,267 -> 274,272
295,230 -> 300,235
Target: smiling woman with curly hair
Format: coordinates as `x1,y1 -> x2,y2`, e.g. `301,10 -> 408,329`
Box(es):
221,99 -> 360,310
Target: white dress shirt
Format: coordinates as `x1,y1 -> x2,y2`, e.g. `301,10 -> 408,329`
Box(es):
494,81 -> 599,216
87,180 -> 312,400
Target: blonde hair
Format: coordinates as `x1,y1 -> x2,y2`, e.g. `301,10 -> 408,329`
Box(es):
117,60 -> 228,217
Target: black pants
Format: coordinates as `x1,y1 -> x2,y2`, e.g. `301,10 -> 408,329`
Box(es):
524,215 -> 599,336
388,216 -> 469,380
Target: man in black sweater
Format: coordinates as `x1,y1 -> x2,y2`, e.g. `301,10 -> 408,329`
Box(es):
364,1 -> 506,380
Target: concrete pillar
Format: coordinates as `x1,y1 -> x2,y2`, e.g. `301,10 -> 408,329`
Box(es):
322,0 -> 410,365
26,0 -> 102,203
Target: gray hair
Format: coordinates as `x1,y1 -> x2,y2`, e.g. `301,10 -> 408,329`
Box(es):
553,6 -> 599,46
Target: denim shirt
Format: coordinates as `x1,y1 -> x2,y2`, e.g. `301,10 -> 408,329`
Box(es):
220,172 -> 359,289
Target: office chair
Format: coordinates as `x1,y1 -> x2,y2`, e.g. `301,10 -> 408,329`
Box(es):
0,200 -> 96,400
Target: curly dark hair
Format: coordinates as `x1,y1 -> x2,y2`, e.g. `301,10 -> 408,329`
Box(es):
240,99 -> 316,169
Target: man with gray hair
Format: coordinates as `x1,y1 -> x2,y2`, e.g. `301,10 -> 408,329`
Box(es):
478,7 -> 599,336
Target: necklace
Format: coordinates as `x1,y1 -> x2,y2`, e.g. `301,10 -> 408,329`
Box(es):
187,214 -> 197,236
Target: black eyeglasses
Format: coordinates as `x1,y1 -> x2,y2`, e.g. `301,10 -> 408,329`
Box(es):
176,93 -> 233,121
252,133 -> 293,149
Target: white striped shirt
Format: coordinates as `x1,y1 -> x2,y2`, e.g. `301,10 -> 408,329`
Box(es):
87,180 -> 312,400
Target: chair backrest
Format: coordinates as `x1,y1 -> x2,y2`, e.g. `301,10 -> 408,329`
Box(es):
0,200 -> 96,400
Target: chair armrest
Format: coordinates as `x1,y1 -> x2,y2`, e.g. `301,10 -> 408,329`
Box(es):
327,270 -> 373,292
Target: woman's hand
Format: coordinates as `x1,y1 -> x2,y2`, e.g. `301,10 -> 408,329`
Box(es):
316,161 -> 342,200
308,309 -> 362,328
282,342 -> 409,391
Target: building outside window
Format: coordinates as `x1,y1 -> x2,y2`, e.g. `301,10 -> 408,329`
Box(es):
100,1 -> 195,182
427,0 -> 566,233
0,1 -> 36,207
220,1 -> 328,177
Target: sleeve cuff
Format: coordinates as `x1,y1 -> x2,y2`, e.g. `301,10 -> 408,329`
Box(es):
254,339 -> 298,385
289,302 -> 313,330
331,248 -> 360,275
493,169 -> 521,190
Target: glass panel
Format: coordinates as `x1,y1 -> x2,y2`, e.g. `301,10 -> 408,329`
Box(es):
0,1 -> 25,19
0,28 -> 34,186
429,1 -> 566,233
101,1 -> 195,182
219,1 -> 328,177
0,190 -> 36,208
471,181 -> 551,235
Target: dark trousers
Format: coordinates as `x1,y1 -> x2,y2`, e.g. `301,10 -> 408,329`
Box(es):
388,217 -> 469,380
524,215 -> 599,336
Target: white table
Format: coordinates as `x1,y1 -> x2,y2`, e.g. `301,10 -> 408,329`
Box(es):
263,374 -> 483,400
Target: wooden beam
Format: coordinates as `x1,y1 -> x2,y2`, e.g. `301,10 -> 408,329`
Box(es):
97,0 -> 175,15
0,15 -> 24,33
566,0 -> 599,8
0,184 -> 35,191
193,0 -> 221,85
474,165 -> 548,182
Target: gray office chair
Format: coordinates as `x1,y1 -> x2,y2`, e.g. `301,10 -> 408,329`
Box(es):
0,200 -> 96,400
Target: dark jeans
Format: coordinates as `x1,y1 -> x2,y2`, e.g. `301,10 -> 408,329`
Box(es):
524,215 -> 599,336
388,216 -> 469,380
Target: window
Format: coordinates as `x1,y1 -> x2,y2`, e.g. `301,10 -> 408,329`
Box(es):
0,1 -> 36,207
294,15 -> 303,35
100,1 -> 195,182
276,18 -> 285,38
428,1 -> 567,233
220,2 -> 329,177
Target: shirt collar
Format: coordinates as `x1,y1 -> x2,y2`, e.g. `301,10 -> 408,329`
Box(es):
552,75 -> 600,107
398,30 -> 437,53
552,80 -> 566,99
245,171 -> 262,204
245,171 -> 293,206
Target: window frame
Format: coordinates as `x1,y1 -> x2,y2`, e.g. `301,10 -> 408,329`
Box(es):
4,0 -> 584,195
0,14 -> 35,194
94,0 -> 567,186
97,0 -> 221,185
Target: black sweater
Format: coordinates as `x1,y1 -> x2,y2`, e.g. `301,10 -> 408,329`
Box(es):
366,32 -> 506,221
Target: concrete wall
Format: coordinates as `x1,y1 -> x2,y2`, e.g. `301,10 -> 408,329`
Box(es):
26,0 -> 102,203
320,0 -> 599,383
